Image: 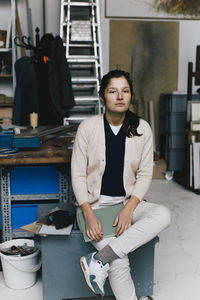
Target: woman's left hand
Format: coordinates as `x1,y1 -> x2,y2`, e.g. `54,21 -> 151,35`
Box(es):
113,205 -> 133,236
113,196 -> 140,236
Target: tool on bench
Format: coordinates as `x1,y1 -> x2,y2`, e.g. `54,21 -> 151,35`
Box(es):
0,124 -> 76,155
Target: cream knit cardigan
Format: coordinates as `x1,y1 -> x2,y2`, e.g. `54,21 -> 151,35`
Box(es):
71,114 -> 153,206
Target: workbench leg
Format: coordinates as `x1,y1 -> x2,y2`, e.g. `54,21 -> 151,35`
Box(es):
59,171 -> 68,203
0,167 -> 12,241
59,163 -> 75,204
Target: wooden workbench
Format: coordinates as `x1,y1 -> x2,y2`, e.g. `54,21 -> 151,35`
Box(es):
0,126 -> 77,241
0,136 -> 74,165
0,125 -> 77,165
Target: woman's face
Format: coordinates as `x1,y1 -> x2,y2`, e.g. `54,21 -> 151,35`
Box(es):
101,76 -> 132,114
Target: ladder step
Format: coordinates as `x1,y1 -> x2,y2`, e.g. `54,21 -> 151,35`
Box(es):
75,96 -> 99,102
72,84 -> 97,89
67,55 -> 99,60
72,77 -> 98,83
62,22 -> 98,27
64,2 -> 97,7
68,43 -> 100,48
71,106 -> 98,112
68,58 -> 98,63
69,63 -> 96,68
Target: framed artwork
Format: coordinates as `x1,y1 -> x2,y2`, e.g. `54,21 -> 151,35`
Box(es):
106,0 -> 200,20
109,20 -> 179,149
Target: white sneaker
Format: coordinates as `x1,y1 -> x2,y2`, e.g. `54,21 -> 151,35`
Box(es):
80,252 -> 109,297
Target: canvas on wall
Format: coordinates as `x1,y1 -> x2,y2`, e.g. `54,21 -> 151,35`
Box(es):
110,20 -> 179,150
106,0 -> 200,20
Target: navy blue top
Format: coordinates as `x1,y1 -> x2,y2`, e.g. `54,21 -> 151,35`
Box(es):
100,115 -> 126,196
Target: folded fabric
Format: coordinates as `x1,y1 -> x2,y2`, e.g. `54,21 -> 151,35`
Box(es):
47,210 -> 76,229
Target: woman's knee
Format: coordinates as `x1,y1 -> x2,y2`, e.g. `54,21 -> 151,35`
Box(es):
155,204 -> 171,229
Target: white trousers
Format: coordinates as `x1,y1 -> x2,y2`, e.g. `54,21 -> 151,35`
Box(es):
91,199 -> 171,300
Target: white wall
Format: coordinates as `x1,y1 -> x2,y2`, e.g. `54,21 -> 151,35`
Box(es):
99,0 -> 109,75
178,21 -> 200,92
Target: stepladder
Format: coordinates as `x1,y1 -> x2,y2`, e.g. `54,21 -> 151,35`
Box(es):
60,0 -> 103,124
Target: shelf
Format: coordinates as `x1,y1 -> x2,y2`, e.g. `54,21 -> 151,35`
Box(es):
0,48 -> 12,53
0,74 -> 12,78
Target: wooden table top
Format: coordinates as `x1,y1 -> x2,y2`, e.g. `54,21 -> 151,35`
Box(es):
0,126 -> 76,165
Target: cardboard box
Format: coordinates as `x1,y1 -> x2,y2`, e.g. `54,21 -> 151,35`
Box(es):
153,159 -> 166,179
0,106 -> 12,125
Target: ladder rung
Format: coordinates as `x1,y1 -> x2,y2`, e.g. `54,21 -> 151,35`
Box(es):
62,22 -> 98,27
69,64 -> 96,68
68,58 -> 97,63
72,77 -> 98,82
67,55 -> 99,60
64,2 -> 97,7
75,96 -> 99,102
72,84 -> 97,89
71,106 -> 98,111
68,44 -> 100,48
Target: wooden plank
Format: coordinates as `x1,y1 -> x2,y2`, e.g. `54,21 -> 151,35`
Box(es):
0,137 -> 73,165
16,5 -> 26,57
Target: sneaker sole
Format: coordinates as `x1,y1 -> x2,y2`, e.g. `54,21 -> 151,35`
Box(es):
80,256 -> 96,294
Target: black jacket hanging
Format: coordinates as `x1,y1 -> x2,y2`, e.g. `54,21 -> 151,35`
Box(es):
48,35 -> 75,116
12,34 -> 75,126
12,56 -> 39,126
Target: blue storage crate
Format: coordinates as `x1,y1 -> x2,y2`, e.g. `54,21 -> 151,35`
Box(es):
167,112 -> 187,133
10,166 -> 59,194
166,148 -> 185,171
167,94 -> 187,112
160,93 -> 200,171
167,134 -> 186,149
166,93 -> 200,113
0,204 -> 38,229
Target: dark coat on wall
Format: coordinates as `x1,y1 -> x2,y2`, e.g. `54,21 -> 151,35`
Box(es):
12,35 -> 75,126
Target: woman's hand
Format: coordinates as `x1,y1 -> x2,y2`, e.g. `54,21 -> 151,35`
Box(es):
113,196 -> 140,236
81,202 -> 103,241
113,205 -> 133,236
85,211 -> 103,241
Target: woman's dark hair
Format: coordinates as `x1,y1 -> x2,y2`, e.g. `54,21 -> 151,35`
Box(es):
99,69 -> 142,138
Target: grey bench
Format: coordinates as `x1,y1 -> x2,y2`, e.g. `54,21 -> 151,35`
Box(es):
37,204 -> 159,300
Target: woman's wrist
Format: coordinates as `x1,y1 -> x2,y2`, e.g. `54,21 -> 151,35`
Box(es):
126,195 -> 140,212
81,201 -> 94,217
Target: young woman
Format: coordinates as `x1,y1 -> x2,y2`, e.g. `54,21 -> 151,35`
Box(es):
71,70 -> 171,300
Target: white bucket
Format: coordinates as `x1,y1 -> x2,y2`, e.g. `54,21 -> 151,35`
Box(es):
0,239 -> 41,289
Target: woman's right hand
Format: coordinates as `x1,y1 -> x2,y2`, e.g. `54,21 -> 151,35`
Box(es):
81,202 -> 103,241
85,211 -> 103,241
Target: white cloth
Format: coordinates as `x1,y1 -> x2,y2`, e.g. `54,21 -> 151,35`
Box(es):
109,124 -> 122,135
91,198 -> 171,300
